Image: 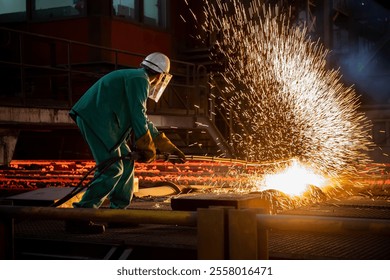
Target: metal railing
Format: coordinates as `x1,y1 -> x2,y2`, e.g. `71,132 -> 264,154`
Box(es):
0,27 -> 208,114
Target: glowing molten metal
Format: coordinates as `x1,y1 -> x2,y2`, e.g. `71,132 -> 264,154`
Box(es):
260,160 -> 328,196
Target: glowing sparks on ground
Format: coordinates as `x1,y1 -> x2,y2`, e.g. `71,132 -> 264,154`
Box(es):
259,159 -> 328,196
199,0 -> 375,186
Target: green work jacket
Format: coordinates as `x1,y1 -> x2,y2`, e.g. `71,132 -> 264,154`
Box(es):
69,68 -> 159,151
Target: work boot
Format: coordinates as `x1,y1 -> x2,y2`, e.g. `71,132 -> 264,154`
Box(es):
65,220 -> 105,234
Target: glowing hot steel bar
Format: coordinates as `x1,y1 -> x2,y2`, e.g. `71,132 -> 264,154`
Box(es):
1,157 -> 388,213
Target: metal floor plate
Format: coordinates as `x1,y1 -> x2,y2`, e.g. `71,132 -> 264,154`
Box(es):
269,231 -> 390,260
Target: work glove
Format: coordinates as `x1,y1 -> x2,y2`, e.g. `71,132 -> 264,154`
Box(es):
135,130 -> 156,163
154,132 -> 186,163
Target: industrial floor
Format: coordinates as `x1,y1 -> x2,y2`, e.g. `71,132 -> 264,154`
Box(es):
10,194 -> 390,260
1,160 -> 389,259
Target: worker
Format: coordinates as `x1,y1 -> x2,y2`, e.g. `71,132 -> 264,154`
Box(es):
66,52 -> 186,234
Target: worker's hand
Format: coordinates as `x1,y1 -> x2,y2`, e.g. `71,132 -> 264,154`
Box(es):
135,130 -> 156,163
154,132 -> 186,163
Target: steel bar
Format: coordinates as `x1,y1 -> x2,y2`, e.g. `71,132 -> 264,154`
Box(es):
257,214 -> 390,235
0,205 -> 197,227
183,155 -> 293,166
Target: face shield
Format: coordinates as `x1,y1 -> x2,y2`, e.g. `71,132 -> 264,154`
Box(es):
148,72 -> 172,102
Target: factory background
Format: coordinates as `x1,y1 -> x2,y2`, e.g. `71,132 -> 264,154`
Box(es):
0,0 -> 389,165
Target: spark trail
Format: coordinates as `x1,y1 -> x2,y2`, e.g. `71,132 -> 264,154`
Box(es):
201,0 -> 374,179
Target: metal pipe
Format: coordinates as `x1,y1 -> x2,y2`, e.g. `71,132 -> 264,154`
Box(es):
257,214 -> 390,235
0,206 -> 197,227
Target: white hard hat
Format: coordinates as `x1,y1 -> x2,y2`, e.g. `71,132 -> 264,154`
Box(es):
141,52 -> 172,102
141,52 -> 170,74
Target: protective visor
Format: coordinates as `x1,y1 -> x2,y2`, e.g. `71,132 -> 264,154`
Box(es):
148,73 -> 172,102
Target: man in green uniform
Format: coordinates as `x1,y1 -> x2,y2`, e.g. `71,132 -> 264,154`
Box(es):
67,52 -> 185,233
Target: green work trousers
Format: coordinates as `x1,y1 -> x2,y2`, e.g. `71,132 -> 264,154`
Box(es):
73,116 -> 134,209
